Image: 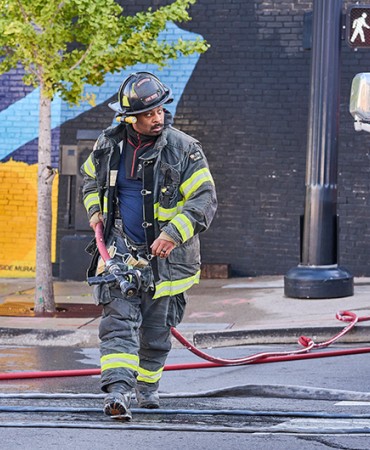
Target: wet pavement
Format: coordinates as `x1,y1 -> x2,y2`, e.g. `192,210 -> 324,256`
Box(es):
2,344 -> 370,441
1,277 -> 370,448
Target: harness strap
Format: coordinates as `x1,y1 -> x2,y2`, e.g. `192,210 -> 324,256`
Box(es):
142,159 -> 159,282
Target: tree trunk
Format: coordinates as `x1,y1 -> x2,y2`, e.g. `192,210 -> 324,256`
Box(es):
34,87 -> 56,314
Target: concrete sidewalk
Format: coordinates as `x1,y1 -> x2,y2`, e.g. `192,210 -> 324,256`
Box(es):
0,276 -> 370,348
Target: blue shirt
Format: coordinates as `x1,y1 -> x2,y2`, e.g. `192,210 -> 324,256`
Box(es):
117,159 -> 144,243
116,128 -> 156,244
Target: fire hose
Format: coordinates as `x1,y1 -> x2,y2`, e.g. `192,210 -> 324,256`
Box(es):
1,222 -> 370,381
92,221 -> 369,364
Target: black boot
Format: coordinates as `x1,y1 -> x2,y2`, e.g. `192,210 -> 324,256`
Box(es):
135,381 -> 160,409
103,382 -> 132,420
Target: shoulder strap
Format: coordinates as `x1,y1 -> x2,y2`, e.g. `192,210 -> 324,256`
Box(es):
142,159 -> 159,282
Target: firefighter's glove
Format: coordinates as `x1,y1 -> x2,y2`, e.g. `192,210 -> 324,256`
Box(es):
89,211 -> 104,230
151,231 -> 177,259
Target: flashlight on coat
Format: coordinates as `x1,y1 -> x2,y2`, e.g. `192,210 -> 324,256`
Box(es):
116,115 -> 137,124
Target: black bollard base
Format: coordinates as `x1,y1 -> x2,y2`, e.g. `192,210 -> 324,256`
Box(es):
284,265 -> 353,299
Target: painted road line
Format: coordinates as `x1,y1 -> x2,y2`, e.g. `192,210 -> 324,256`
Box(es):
336,401 -> 370,406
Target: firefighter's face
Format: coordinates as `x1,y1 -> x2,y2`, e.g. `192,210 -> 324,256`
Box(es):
133,106 -> 164,136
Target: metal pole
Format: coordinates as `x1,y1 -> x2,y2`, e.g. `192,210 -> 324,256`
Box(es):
284,0 -> 353,298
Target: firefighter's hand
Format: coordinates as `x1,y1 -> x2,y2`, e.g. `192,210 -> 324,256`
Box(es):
89,211 -> 103,231
151,236 -> 176,259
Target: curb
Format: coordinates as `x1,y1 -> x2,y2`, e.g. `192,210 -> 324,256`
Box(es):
193,325 -> 370,348
0,327 -> 99,348
0,327 -> 194,349
1,325 -> 370,349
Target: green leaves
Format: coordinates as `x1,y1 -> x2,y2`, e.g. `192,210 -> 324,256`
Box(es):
0,0 -> 208,103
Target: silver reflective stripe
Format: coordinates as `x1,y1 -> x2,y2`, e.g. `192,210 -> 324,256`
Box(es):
100,353 -> 139,372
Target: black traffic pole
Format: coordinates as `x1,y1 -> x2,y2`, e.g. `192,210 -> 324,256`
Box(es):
284,0 -> 353,298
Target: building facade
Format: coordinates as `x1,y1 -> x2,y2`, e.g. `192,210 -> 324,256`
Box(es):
1,0 -> 370,280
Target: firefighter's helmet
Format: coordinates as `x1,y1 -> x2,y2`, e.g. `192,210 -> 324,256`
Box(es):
108,72 -> 173,115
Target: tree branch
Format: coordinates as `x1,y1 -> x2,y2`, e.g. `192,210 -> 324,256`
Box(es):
16,0 -> 44,34
69,42 -> 94,71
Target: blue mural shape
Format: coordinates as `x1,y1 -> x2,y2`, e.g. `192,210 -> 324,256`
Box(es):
0,23 -> 202,161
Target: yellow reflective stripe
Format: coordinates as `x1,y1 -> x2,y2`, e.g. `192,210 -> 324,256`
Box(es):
180,168 -> 214,200
154,201 -> 185,222
84,192 -> 100,210
103,194 -> 108,214
83,155 -> 96,178
171,214 -> 194,242
102,361 -> 138,371
101,353 -> 139,373
153,270 -> 201,299
136,366 -> 164,383
156,204 -> 177,221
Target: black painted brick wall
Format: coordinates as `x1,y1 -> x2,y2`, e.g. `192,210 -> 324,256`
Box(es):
58,0 -> 370,277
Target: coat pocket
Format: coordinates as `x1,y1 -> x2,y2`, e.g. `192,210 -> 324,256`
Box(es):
159,163 -> 181,209
168,236 -> 200,266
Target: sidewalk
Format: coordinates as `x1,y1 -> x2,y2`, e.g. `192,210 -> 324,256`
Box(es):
0,276 -> 370,348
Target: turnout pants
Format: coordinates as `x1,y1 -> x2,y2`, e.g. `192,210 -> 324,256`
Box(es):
94,230 -> 187,392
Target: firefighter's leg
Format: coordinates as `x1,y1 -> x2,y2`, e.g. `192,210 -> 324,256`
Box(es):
97,284 -> 142,419
136,292 -> 187,408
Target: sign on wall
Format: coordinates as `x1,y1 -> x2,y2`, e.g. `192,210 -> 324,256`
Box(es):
347,5 -> 370,47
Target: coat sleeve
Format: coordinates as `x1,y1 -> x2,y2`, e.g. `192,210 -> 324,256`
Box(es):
161,142 -> 217,245
80,143 -> 101,220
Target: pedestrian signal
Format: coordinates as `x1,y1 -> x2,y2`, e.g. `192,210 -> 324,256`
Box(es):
348,6 -> 370,48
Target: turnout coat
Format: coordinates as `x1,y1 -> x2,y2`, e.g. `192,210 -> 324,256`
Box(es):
81,121 -> 217,299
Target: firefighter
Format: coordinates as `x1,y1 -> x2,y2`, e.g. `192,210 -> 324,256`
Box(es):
81,72 -> 217,420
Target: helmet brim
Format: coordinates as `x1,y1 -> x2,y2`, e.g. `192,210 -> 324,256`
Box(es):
108,101 -> 125,114
108,90 -> 173,116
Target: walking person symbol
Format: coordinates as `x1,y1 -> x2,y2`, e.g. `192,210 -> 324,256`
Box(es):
351,12 -> 370,43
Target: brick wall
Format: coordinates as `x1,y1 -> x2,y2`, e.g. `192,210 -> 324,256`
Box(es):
172,0 -> 311,276
0,161 -> 59,277
58,0 -> 370,277
4,0 -> 370,278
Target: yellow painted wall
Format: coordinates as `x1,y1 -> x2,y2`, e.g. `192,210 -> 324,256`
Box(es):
0,160 -> 59,278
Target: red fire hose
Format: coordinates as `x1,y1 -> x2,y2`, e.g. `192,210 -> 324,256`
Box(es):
94,221 -> 111,262
95,222 -> 370,364
2,346 -> 370,381
1,221 -> 370,381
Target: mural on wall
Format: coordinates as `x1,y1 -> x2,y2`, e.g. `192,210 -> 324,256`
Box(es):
0,161 -> 59,277
0,23 -> 203,278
